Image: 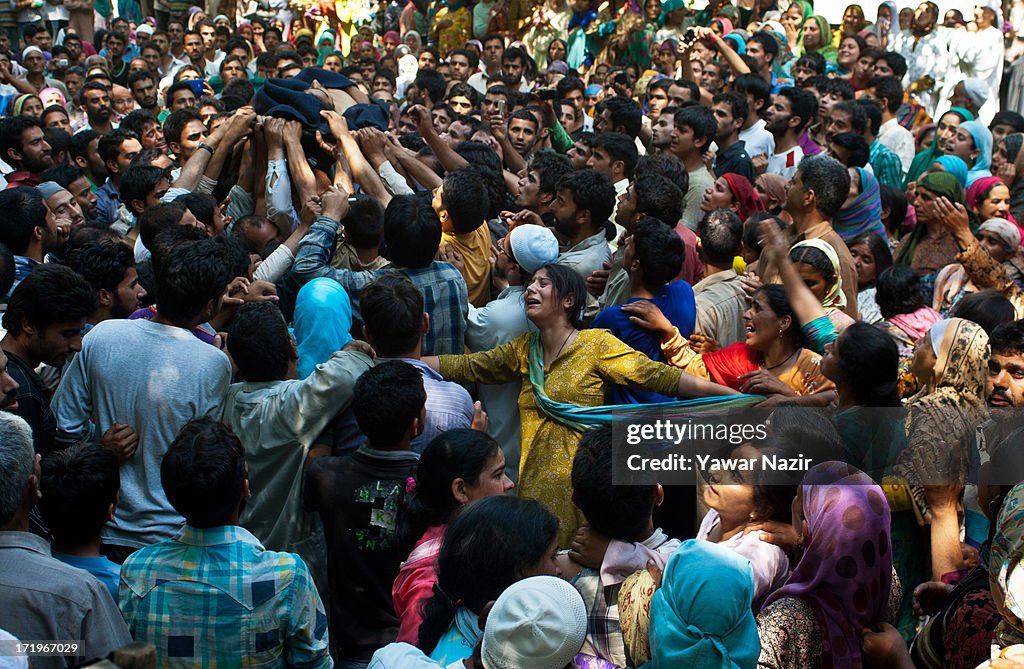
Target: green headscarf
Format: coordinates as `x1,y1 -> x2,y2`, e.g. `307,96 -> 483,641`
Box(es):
800,15 -> 837,60
658,0 -> 684,27
791,0 -> 814,46
904,107 -> 976,187
894,172 -> 966,266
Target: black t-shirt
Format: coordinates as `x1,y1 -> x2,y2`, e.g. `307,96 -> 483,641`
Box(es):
304,445 -> 419,662
3,348 -> 56,456
714,140 -> 756,183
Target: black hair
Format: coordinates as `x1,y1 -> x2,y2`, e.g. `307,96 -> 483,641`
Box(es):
673,105 -> 717,154
992,111 -> 1024,133
835,322 -> 902,407
879,184 -> 908,237
830,132 -> 870,167
698,208 -> 743,265
174,192 -> 217,229
508,107 -> 539,132
991,320 -> 1024,357
139,201 -> 188,251
218,54 -> 246,75
417,496 -> 558,653
120,164 -> 169,214
557,169 -> 617,227
874,51 -> 907,79
353,360 -> 427,448
849,233 -> 893,286
572,425 -> 657,542
225,301 -> 292,383
450,47 -> 479,71
742,213 -> 785,259
127,69 -> 155,90
789,244 -> 836,287
361,274 -> 424,356
38,443 -> 119,546
633,174 -> 684,226
120,111 -> 161,141
777,86 -> 818,132
42,104 -> 69,123
853,98 -> 883,136
40,128 -> 68,163
40,163 -> 85,191
755,283 -> 800,345
748,31 -> 779,63
875,265 -> 923,319
530,152 -> 573,196
441,168 -> 489,234
633,217 -> 684,293
0,116 -> 43,166
634,155 -> 689,193
671,79 -> 701,105
712,91 -> 750,123
809,76 -> 856,103
69,129 -> 98,165
734,73 -> 772,114
950,290 -> 1016,335
831,100 -> 867,136
0,242 -> 13,299
155,237 -> 237,325
535,263 -> 587,329
742,441 -> 801,520
414,69 -> 447,105
798,154 -> 851,219
595,96 -> 642,138
383,193 -> 442,268
794,52 -> 827,77
342,194 -> 385,249
865,75 -> 903,115
591,131 -> 639,179
556,76 -> 585,99
764,407 -> 844,467
161,417 -> 246,527
97,129 -> 139,169
0,186 -> 47,255
65,240 -> 134,294
2,264 -> 98,336
397,429 -> 502,554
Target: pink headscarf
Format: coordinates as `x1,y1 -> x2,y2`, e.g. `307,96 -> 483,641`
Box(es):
966,176 -> 1021,242
762,462 -> 892,669
714,17 -> 734,34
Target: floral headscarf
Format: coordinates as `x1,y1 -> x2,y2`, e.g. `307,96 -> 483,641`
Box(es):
763,462 -> 892,669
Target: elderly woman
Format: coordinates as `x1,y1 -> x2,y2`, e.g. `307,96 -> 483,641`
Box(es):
934,219 -> 1022,315
991,134 -> 1024,221
423,264 -> 745,546
895,172 -> 966,283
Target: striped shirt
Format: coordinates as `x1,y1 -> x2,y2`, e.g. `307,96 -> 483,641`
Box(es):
119,525 -> 332,668
869,140 -> 904,188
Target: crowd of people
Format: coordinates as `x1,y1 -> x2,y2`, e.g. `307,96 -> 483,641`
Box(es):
3,0 -> 1024,668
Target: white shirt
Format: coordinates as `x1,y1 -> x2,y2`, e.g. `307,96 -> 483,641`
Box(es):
767,144 -> 804,181
877,118 -> 915,177
739,118 -> 775,159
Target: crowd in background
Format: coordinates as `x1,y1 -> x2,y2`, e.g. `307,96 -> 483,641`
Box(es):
3,0 -> 1024,668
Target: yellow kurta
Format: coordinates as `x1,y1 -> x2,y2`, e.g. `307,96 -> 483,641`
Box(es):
439,329 -> 682,546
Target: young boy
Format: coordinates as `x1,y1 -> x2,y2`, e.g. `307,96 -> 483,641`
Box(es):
331,195 -> 390,271
304,360 -> 426,666
562,426 -> 679,668
38,442 -> 122,603
432,167 -> 492,307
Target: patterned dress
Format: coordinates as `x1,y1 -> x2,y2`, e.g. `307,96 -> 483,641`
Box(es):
439,329 -> 682,546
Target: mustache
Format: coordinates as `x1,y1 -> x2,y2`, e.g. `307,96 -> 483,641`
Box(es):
989,390 -> 1014,404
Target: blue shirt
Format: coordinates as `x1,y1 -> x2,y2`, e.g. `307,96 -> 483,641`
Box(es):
591,280 -> 696,404
52,552 -> 121,603
93,179 -> 121,229
119,525 -> 332,668
7,254 -> 38,300
379,357 -> 474,453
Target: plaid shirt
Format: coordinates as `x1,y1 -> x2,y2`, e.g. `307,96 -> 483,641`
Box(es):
294,216 -> 468,355
869,140 -> 904,188
119,525 -> 332,668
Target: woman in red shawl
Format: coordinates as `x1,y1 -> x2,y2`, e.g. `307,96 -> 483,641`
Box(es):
622,284 -> 836,407
700,173 -> 767,222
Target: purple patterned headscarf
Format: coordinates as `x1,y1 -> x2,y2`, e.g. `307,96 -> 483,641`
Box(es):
762,462 -> 892,669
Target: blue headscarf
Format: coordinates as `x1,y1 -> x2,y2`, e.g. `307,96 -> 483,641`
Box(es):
932,155 -> 969,188
961,120 -> 993,186
293,277 -> 353,378
647,540 -> 761,669
834,167 -> 884,242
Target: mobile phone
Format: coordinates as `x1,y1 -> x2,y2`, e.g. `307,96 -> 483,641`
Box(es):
537,88 -> 559,101
497,99 -> 506,114
183,79 -> 205,97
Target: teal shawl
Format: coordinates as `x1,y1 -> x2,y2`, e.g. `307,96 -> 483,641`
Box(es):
527,334 -> 763,432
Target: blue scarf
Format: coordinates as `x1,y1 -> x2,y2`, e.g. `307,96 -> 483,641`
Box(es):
526,334 -> 763,432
